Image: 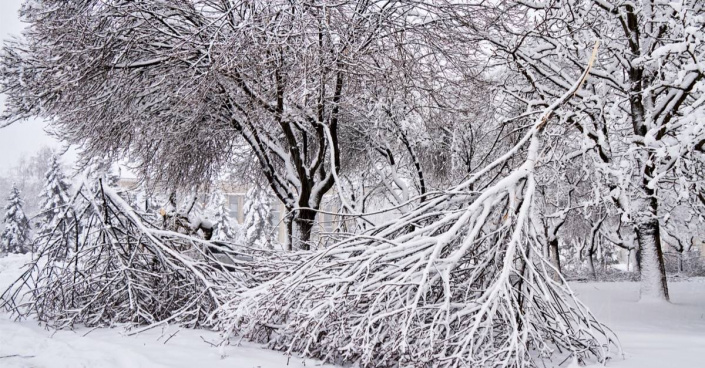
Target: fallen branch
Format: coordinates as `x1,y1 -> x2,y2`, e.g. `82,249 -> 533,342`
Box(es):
219,46 -> 619,367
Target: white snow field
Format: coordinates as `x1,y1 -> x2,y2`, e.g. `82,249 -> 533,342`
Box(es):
0,254 -> 336,368
570,279 -> 705,368
1,254 -> 703,368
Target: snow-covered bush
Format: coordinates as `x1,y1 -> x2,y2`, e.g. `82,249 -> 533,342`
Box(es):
0,185 -> 31,254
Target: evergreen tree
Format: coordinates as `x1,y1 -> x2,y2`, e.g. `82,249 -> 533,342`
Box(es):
242,187 -> 273,248
37,155 -> 71,234
1,185 -> 32,254
210,192 -> 238,242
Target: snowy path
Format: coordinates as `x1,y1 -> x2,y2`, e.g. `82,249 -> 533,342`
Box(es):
1,254 -> 703,367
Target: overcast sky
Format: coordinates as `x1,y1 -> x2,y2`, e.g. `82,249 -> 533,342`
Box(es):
0,0 -> 62,173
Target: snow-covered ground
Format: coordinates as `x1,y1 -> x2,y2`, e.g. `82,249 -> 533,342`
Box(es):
1,254 -> 703,367
0,254 -> 337,368
570,279 -> 705,367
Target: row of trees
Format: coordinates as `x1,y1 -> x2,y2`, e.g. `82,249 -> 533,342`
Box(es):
0,0 -> 493,250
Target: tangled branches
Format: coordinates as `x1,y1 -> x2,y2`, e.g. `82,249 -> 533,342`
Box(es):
220,57 -> 619,367
0,182 -> 287,330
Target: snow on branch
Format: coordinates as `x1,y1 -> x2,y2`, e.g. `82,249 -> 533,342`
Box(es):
219,44 -> 619,367
0,181 -> 292,330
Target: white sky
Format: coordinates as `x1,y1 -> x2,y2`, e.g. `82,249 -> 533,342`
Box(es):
0,0 -> 62,173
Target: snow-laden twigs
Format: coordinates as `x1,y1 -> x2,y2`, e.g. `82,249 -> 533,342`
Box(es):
0,181 -> 294,330
219,48 -> 618,367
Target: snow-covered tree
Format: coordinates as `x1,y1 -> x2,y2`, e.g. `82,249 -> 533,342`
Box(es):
0,1 -> 496,250
242,187 -> 274,249
0,146 -> 55,217
1,185 -> 31,254
210,192 -> 238,242
36,155 -> 71,235
475,0 -> 705,301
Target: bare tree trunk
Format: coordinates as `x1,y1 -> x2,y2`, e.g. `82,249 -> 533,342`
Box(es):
629,246 -> 641,273
548,238 -> 562,281
587,215 -> 605,280
631,145 -> 668,299
587,246 -> 596,280
285,212 -> 293,251
599,237 -> 606,271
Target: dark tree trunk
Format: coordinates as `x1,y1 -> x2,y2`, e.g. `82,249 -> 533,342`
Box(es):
548,238 -> 562,280
285,212 -> 294,251
587,246 -> 596,280
621,5 -> 669,301
294,208 -> 317,251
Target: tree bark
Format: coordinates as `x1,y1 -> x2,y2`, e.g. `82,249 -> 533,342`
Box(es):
587,246 -> 596,280
285,212 -> 293,251
548,238 -> 562,281
635,215 -> 669,301
293,208 -> 317,251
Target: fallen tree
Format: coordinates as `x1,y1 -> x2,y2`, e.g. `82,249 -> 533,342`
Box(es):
219,46 -> 619,367
0,181 -> 294,330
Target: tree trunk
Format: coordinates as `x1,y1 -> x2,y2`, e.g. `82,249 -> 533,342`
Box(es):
622,4 -> 669,301
285,212 -> 293,251
587,246 -> 596,280
635,217 -> 669,301
628,247 -> 639,273
634,158 -> 669,301
292,208 -> 317,251
548,238 -> 562,281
